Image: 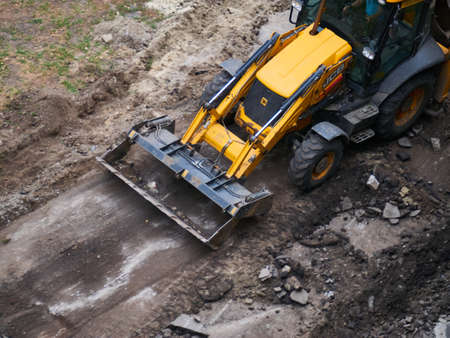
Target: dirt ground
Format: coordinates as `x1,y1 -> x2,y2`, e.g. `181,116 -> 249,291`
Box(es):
0,1 -> 449,337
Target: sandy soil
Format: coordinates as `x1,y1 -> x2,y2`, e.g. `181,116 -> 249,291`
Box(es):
0,1 -> 449,337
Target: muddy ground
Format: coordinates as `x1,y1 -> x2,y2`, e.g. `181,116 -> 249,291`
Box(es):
0,1 -> 449,337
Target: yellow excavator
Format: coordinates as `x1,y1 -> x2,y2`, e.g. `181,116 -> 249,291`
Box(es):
98,0 -> 450,248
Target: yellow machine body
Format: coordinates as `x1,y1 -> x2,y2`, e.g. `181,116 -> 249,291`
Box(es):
182,24 -> 352,179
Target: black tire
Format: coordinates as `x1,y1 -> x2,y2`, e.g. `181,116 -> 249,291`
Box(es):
375,73 -> 435,140
200,70 -> 232,105
288,133 -> 344,191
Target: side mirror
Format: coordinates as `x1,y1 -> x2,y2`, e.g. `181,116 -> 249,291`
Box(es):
289,0 -> 304,25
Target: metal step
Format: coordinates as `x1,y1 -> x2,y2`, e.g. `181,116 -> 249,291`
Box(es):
350,128 -> 375,143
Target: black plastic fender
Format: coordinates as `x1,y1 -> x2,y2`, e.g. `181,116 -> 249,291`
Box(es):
371,36 -> 445,106
311,121 -> 349,142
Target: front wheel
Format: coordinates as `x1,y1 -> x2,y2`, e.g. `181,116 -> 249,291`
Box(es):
288,133 -> 344,191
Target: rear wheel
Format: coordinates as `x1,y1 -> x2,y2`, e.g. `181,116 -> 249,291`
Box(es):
201,70 -> 232,105
288,133 -> 344,191
201,70 -> 235,124
375,73 -> 434,139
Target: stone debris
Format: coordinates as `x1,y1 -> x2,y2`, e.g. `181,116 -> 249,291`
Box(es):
273,287 -> 282,293
366,175 -> 380,191
398,137 -> 412,148
170,314 -> 209,336
290,289 -> 309,305
396,151 -> 411,162
383,203 -> 401,219
434,316 -> 450,338
355,209 -> 366,219
277,290 -> 287,299
341,197 -> 353,211
324,290 -> 335,299
196,275 -> 233,302
389,218 -> 400,225
147,181 -> 158,194
409,209 -> 421,217
402,196 -> 414,206
101,33 -> 113,43
368,295 -> 375,312
244,298 -> 253,305
431,137 -> 441,152
259,265 -> 276,281
280,265 -> 291,278
284,276 -> 302,292
412,124 -> 423,135
399,186 -> 410,197
367,207 -> 382,214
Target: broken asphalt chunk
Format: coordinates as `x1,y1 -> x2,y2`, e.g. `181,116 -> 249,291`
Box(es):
383,203 -> 401,219
259,265 -> 277,281
366,175 -> 380,191
290,289 -> 309,305
430,137 -> 441,152
170,314 -> 209,336
398,137 -> 412,148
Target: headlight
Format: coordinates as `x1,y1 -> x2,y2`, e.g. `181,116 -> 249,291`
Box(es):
292,0 -> 304,11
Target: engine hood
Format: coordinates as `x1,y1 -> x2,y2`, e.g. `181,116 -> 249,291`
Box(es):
256,25 -> 352,98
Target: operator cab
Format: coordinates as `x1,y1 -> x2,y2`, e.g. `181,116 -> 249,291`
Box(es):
290,0 -> 434,94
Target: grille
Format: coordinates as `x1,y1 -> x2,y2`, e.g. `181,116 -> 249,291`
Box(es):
243,79 -> 285,127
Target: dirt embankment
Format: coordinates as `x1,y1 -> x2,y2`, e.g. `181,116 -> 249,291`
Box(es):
0,1 -> 449,338
0,0 -> 289,227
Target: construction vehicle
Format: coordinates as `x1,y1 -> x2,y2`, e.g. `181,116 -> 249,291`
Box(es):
98,0 -> 450,248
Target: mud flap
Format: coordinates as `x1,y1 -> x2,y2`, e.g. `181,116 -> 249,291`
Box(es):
97,116 -> 273,249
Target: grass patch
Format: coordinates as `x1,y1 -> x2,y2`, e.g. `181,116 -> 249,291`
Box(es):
62,79 -> 78,93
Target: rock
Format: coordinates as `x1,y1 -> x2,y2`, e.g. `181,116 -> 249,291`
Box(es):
101,33 -> 113,43
147,181 -> 158,194
431,137 -> 441,152
389,218 -> 400,225
396,151 -> 411,162
284,276 -> 302,291
355,209 -> 366,218
324,290 -> 335,299
244,298 -> 253,305
383,203 -> 401,219
290,290 -> 309,305
433,316 -> 450,338
280,265 -> 291,278
398,137 -> 412,148
402,196 -> 414,206
170,314 -> 208,336
366,175 -> 380,191
368,295 -> 375,312
412,124 -> 423,135
399,186 -> 410,197
196,275 -> 233,302
259,265 -> 276,281
341,197 -> 353,211
277,290 -> 287,299
410,209 -> 421,217
367,207 -> 382,214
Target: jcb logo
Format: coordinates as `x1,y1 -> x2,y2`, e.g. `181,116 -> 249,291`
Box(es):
260,97 -> 268,107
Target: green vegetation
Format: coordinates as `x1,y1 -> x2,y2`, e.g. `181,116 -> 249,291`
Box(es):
0,0 -> 166,95
62,80 -> 78,93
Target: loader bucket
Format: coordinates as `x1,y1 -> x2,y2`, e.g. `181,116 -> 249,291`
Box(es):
97,116 -> 273,249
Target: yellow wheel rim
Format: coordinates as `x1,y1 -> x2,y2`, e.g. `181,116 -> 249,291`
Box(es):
394,87 -> 425,127
312,152 -> 335,181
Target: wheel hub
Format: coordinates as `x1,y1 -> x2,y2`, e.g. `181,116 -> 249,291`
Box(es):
394,87 -> 425,127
